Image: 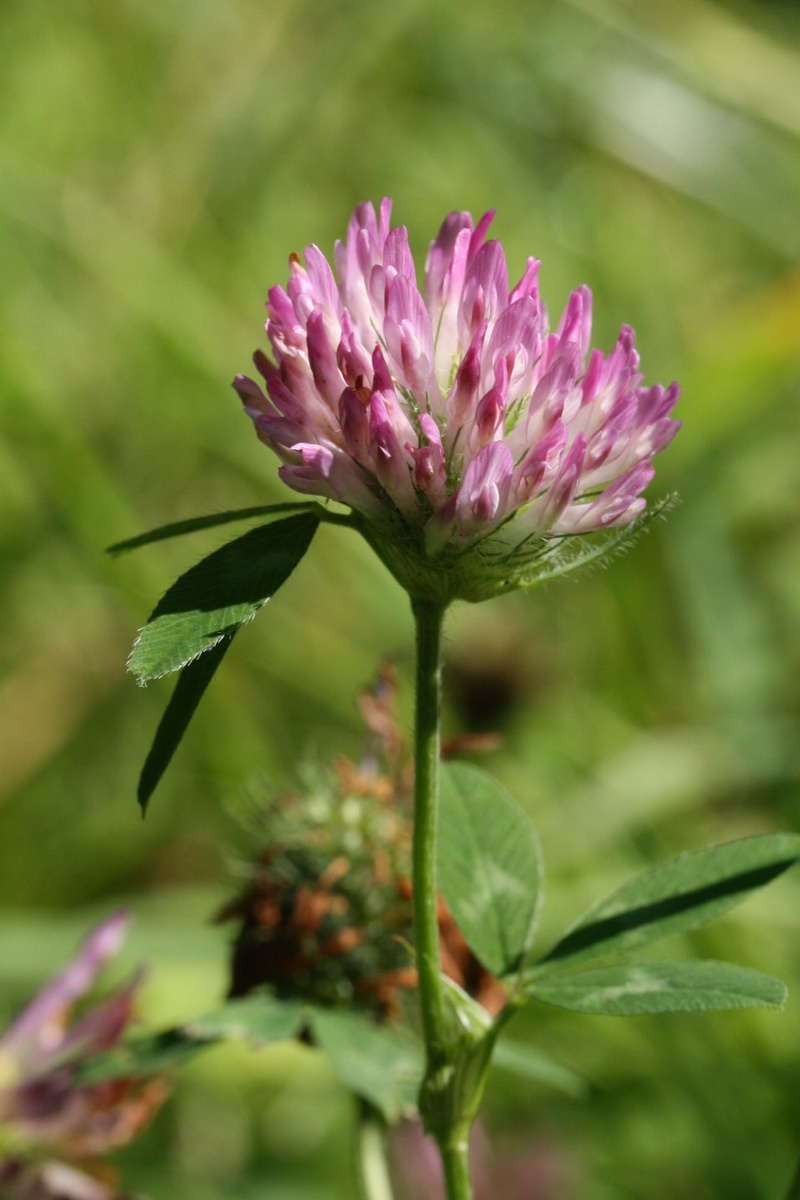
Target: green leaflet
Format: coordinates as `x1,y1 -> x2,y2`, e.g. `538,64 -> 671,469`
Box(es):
530,833 -> 800,978
79,996 -> 423,1122
137,631 -> 234,810
438,762 -> 542,978
78,995 -> 307,1083
107,503 -> 319,555
312,1008 -> 423,1121
526,961 -> 787,1016
75,1028 -> 214,1084
130,513 -> 319,807
129,513 -> 319,682
185,994 -> 307,1043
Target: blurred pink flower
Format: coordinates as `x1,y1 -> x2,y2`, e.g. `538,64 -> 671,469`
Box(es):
0,1158 -> 142,1200
235,200 -> 679,565
0,912 -> 167,1165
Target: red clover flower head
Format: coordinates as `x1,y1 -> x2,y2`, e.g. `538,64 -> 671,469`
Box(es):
235,200 -> 680,601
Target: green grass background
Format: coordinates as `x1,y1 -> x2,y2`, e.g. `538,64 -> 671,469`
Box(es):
2,0 -> 800,1196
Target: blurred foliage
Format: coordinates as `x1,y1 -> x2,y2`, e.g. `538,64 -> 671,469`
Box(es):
2,0 -> 800,1195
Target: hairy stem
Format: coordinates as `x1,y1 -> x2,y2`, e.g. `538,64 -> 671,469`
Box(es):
412,598 -> 473,1200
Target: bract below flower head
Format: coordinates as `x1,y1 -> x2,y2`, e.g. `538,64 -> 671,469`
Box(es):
235,200 -> 680,603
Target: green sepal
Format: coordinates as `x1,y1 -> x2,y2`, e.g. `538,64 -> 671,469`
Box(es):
419,976 -> 498,1141
516,494 -> 678,588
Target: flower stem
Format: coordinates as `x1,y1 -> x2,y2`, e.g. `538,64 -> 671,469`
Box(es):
354,1098 -> 396,1200
411,598 -> 474,1200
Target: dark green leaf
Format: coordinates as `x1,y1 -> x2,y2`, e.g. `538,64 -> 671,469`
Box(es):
107,503 -> 317,555
492,1039 -> 588,1097
76,1028 -> 212,1083
310,1008 -> 423,1121
138,631 -> 235,812
438,762 -> 541,977
532,833 -> 800,976
527,961 -> 787,1015
129,513 -> 318,682
79,996 -> 308,1083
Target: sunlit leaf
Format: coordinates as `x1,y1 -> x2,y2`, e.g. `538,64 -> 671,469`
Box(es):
129,513 -> 319,682
438,762 -> 542,977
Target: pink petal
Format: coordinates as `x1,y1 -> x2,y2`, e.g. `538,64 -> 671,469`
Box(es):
459,241 -> 509,346
445,323 -> 486,436
468,357 -> 509,456
410,414 -> 447,505
555,461 -> 655,533
511,421 -> 568,506
555,285 -> 593,358
306,308 -> 345,409
424,211 -> 476,309
279,443 -> 383,516
384,276 -> 437,403
367,394 -> 417,516
455,442 -> 513,534
533,434 -> 587,529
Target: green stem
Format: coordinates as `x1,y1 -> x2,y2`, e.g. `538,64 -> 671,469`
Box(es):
411,598 -> 474,1200
442,1129 -> 474,1200
354,1098 -> 396,1200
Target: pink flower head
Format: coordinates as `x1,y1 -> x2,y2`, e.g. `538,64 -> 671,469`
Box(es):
235,201 -> 680,599
0,913 -> 167,1164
